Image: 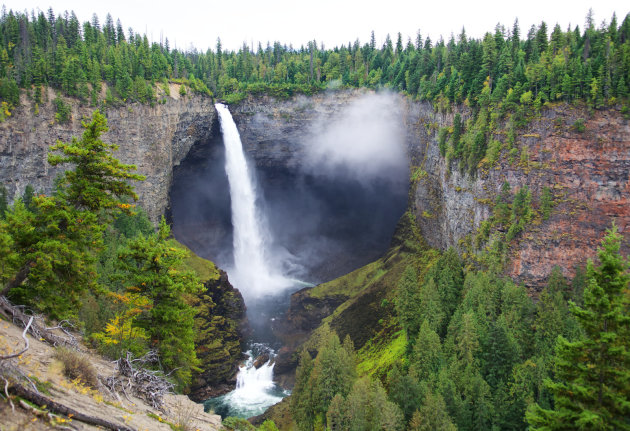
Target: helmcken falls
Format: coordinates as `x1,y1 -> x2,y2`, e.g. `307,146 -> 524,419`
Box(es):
205,104 -> 290,418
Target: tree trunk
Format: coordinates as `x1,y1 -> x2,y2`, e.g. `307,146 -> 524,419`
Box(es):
0,263 -> 31,297
9,382 -> 135,431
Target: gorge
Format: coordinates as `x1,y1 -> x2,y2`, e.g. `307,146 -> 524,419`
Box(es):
1,85 -> 630,424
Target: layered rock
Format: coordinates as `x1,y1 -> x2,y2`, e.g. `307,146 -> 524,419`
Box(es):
409,104 -> 630,290
0,87 -> 216,223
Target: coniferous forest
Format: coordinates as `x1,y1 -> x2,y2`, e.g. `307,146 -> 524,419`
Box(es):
0,5 -> 629,431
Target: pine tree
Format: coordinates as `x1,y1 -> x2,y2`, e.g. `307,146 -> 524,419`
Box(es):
291,349 -> 315,431
527,225 -> 630,430
48,110 -> 145,216
408,391 -> 457,431
308,331 -> 357,422
395,265 -> 422,339
116,217 -> 203,389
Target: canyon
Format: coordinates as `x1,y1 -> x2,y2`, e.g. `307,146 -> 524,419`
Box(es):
2,87 -> 629,397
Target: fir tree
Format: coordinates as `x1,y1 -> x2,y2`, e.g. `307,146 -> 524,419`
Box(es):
116,217 -> 203,389
527,225 -> 630,430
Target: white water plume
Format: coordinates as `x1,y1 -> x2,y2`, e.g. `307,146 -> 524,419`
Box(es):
205,348 -> 288,418
215,103 -> 292,300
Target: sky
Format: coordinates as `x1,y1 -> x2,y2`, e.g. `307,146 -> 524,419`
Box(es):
2,1 -> 628,52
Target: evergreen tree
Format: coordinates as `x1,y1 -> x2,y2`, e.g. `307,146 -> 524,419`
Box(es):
308,330 -> 357,422
408,391 -> 457,431
527,225 -> 630,430
116,217 -> 202,388
48,110 -> 145,216
395,265 -> 422,339
291,349 -> 315,431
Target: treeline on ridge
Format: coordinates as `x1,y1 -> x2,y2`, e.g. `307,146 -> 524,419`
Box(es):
0,7 -> 628,111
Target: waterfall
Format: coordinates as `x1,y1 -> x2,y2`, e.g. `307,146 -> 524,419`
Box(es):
210,104 -> 292,418
215,103 -> 289,299
205,348 -> 286,418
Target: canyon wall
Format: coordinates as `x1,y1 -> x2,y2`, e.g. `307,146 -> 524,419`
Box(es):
406,102 -> 630,290
0,87 -> 216,224
2,88 -> 628,289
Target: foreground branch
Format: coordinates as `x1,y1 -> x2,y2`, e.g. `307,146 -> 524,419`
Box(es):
0,316 -> 33,361
102,351 -> 174,411
9,382 -> 135,431
0,296 -> 78,349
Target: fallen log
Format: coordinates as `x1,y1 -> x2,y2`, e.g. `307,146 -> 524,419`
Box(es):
0,296 -> 78,349
10,381 -> 136,431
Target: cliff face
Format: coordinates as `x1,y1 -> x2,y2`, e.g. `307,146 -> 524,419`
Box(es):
410,103 -> 630,290
3,88 -> 627,288
190,269 -> 248,402
0,87 -> 216,224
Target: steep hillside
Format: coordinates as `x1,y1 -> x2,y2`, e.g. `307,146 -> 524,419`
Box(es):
0,314 -> 223,430
409,103 -> 630,290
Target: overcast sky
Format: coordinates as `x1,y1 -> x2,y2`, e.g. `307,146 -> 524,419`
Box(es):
2,1 -> 628,51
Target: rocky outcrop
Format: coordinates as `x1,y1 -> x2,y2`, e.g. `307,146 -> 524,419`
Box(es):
190,270 -> 248,401
409,104 -> 630,290
230,89 -> 370,168
0,87 -> 216,224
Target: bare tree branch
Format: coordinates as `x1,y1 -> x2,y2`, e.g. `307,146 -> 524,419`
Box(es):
0,316 -> 33,361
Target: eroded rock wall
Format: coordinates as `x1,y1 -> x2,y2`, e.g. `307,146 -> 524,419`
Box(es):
0,88 -> 216,223
409,104 -> 630,290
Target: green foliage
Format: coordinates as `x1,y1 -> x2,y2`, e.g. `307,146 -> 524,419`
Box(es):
438,127 -> 450,156
21,185 -> 35,211
48,110 -> 146,215
0,184 -> 8,218
257,420 -> 280,431
386,364 -> 424,422
334,377 -> 404,431
409,320 -> 442,381
573,118 -> 586,133
408,391 -> 457,431
540,186 -> 554,220
116,217 -> 203,389
395,266 -> 422,338
291,330 -> 358,430
222,417 -> 256,431
527,225 -> 630,430
4,196 -> 100,320
0,77 -> 19,107
291,349 -> 315,430
2,7 -> 628,113
53,94 -> 71,124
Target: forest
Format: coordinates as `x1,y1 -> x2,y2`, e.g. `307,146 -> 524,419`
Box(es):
0,5 -> 629,431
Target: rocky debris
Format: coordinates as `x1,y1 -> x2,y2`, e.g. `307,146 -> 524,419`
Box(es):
0,88 -> 216,224
253,353 -> 271,369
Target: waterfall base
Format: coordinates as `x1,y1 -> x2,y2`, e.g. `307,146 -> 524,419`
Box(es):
204,344 -> 289,419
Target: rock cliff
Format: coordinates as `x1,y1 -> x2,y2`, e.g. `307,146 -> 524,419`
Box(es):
3,88 -> 627,288
408,103 -> 630,290
0,86 -> 216,224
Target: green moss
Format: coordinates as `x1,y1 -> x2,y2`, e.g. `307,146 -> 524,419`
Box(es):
168,239 -> 220,283
308,260 -> 383,299
298,211 -> 439,362
356,329 -> 407,379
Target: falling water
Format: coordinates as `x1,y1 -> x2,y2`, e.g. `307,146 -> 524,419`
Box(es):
205,346 -> 287,418
215,103 -> 290,300
210,104 -> 291,418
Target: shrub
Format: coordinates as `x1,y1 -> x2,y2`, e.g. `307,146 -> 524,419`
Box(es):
53,95 -> 72,124
54,347 -> 99,388
222,416 -> 255,430
573,118 -> 586,133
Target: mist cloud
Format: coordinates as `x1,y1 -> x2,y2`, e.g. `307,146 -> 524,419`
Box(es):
302,92 -> 407,183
